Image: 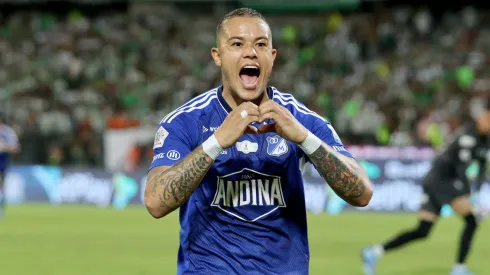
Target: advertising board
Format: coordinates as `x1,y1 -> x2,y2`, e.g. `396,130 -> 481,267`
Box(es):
3,147 -> 489,215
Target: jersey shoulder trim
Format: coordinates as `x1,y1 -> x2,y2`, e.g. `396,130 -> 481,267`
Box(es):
160,88 -> 218,124
270,87 -> 327,122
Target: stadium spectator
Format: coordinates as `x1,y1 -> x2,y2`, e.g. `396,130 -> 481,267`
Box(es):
0,113 -> 20,218
1,3 -> 489,169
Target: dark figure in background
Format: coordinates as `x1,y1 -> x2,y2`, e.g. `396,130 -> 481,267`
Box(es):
362,102 -> 490,275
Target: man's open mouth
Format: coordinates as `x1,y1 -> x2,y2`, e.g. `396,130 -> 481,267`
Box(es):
239,65 -> 260,86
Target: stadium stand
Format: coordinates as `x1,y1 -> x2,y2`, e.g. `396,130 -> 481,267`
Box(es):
1,1 -> 489,169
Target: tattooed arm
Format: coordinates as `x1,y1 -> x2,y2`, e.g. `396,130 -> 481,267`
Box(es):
256,100 -> 372,207
145,101 -> 262,218
308,143 -> 373,207
144,146 -> 214,218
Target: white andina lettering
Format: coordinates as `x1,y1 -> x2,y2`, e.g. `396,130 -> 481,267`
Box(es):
212,178 -> 285,207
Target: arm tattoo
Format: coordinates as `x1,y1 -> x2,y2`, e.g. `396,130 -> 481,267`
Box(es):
148,146 -> 213,213
308,144 -> 366,200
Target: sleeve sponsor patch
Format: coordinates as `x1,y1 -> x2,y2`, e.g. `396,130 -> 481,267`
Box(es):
153,126 -> 169,149
152,153 -> 165,161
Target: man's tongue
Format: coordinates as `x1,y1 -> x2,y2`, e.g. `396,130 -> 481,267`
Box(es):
240,72 -> 258,84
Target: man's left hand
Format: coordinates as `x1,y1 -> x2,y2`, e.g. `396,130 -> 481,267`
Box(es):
257,100 -> 308,144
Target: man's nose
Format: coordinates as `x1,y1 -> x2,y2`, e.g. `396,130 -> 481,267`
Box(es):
242,44 -> 258,59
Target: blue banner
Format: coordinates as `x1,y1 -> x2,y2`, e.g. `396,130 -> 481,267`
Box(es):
4,166 -> 147,209
3,155 -> 489,215
301,151 -> 490,216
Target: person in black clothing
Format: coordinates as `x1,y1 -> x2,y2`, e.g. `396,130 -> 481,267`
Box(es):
361,103 -> 490,275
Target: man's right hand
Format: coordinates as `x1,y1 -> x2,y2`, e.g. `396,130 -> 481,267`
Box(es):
214,102 -> 260,149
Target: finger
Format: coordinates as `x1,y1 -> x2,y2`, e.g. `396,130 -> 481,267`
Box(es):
244,125 -> 258,134
259,111 -> 278,123
236,106 -> 259,120
258,99 -> 275,106
241,102 -> 259,112
245,115 -> 260,124
240,101 -> 259,110
258,100 -> 276,114
245,106 -> 260,117
257,123 -> 276,134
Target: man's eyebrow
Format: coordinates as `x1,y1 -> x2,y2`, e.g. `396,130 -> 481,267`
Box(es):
254,36 -> 269,41
227,36 -> 244,41
227,36 -> 269,41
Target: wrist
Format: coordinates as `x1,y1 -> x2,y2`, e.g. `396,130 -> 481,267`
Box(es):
202,134 -> 224,160
298,131 -> 322,155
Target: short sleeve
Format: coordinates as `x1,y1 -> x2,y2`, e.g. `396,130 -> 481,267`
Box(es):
149,115 -> 199,170
307,118 -> 353,159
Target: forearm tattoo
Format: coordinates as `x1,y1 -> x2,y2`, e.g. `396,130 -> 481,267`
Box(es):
149,146 -> 213,211
308,145 -> 366,200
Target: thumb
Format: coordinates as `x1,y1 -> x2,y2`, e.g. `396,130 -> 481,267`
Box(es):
257,123 -> 276,134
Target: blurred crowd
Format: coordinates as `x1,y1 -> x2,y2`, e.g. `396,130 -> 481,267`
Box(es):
1,2 -> 489,168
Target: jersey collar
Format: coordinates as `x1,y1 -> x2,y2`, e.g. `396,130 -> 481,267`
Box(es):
217,86 -> 274,113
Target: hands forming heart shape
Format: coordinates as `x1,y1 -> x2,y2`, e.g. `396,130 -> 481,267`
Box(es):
214,100 -> 308,149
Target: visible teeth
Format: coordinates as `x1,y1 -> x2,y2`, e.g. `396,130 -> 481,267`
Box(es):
244,66 -> 258,69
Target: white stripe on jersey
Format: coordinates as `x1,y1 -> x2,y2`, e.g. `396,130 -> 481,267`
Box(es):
273,89 -> 319,114
161,89 -> 217,123
272,90 -> 326,122
166,93 -> 218,123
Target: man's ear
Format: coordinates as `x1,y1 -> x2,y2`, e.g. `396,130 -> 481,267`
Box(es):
271,48 -> 277,67
211,47 -> 221,67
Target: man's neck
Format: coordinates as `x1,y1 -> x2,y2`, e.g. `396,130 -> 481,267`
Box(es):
222,86 -> 269,110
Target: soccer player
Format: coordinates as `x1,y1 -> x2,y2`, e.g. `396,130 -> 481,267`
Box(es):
0,114 -> 20,218
144,8 -> 373,275
361,103 -> 490,275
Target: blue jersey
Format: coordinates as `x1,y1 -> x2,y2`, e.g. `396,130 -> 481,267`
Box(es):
150,86 -> 353,275
0,125 -> 18,173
